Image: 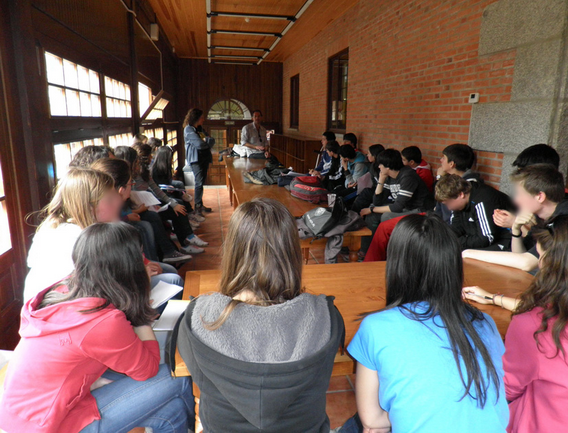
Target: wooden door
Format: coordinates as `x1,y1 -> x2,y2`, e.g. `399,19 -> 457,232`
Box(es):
0,0 -> 34,349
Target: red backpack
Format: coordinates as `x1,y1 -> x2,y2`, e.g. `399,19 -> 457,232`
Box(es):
290,178 -> 328,204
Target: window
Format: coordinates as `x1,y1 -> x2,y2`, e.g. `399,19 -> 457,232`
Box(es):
167,129 -> 178,167
45,52 -> 102,117
138,83 -> 164,120
105,77 -> 131,118
0,163 -> 11,255
207,99 -> 251,120
108,133 -> 131,148
290,74 -> 300,129
146,128 -> 164,140
327,49 -> 349,131
53,138 -> 104,179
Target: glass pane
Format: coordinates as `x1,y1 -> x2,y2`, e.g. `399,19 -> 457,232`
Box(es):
89,70 -> 100,94
91,95 -> 102,117
105,77 -> 113,98
48,85 -> 67,116
126,102 -> 132,117
79,92 -> 92,116
63,60 -> 79,89
45,52 -> 64,86
106,98 -> 114,117
78,66 -> 90,92
0,200 -> 11,255
0,163 -> 4,197
113,80 -> 120,99
53,143 -> 72,179
125,85 -> 131,101
65,89 -> 81,116
118,83 -> 126,101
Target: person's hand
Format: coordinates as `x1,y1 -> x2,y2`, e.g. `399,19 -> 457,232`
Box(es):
182,192 -> 192,203
147,261 -> 162,276
437,166 -> 446,177
146,264 -> 158,278
512,212 -> 537,233
90,377 -> 113,391
311,170 -> 320,177
341,158 -> 349,170
255,145 -> 265,151
173,204 -> 188,216
360,208 -> 372,217
133,204 -> 149,214
133,325 -> 156,341
463,286 -> 494,304
127,213 -> 141,222
493,209 -> 515,229
378,168 -> 389,184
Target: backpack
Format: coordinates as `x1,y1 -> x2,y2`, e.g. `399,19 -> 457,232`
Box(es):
301,197 -> 347,239
295,176 -> 323,187
290,178 -> 328,204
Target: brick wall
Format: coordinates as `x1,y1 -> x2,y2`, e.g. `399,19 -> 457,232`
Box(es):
282,0 -> 516,188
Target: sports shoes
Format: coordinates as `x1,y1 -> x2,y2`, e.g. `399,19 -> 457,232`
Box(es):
186,234 -> 209,247
196,204 -> 213,213
189,212 -> 205,222
162,251 -> 192,263
189,221 -> 200,231
182,245 -> 205,254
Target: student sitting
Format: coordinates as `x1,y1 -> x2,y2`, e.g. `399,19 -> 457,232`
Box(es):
351,144 -> 385,213
339,144 -> 368,188
493,143 -> 563,231
435,174 -> 513,250
91,158 -> 183,290
69,145 -> 114,168
463,164 -> 568,272
23,168 -> 123,302
114,145 -> 193,264
131,133 -> 148,146
147,136 -> 163,152
358,149 -> 434,255
0,223 -> 194,433
177,198 -> 344,433
133,143 -> 208,253
435,143 -> 482,222
321,140 -> 345,191
310,131 -> 336,177
401,145 -> 434,192
342,132 -> 358,150
151,146 -> 204,228
346,213 -> 508,432
502,216 -> 568,432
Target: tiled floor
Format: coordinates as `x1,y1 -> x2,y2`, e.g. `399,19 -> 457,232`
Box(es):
175,186 -> 357,429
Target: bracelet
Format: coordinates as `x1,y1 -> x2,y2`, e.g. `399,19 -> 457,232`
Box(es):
511,231 -> 522,238
492,293 -> 505,308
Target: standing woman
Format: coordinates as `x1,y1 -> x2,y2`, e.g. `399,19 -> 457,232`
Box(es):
184,108 -> 215,214
346,213 -> 508,432
503,215 -> 568,432
0,223 -> 194,433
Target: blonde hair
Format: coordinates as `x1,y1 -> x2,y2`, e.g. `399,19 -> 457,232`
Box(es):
38,167 -> 115,230
205,198 -> 303,330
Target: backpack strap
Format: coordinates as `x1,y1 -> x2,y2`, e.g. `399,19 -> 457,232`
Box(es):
325,295 -> 346,354
165,296 -> 195,376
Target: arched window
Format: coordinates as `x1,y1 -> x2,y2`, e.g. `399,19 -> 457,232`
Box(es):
207,99 -> 251,120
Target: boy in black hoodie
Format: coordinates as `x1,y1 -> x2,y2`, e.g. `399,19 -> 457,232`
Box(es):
435,174 -> 513,251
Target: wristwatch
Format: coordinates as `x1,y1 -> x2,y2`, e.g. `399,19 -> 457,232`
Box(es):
369,204 -> 376,213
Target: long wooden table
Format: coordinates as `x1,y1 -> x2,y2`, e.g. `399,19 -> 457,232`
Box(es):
176,259 -> 534,376
224,157 -> 372,262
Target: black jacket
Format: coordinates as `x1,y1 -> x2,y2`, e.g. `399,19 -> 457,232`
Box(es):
176,297 -> 345,433
374,165 -> 435,212
449,182 -> 514,250
435,171 -> 485,223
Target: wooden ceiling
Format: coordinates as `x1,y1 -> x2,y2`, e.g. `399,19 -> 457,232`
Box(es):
147,0 -> 358,62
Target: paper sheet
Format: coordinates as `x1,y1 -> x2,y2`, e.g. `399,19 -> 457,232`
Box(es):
149,280 -> 184,309
130,190 -> 161,207
152,300 -> 190,331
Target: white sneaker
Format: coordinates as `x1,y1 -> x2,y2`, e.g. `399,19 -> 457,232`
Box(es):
162,251 -> 192,263
182,245 -> 205,254
189,221 -> 200,231
189,212 -> 205,222
186,234 -> 209,247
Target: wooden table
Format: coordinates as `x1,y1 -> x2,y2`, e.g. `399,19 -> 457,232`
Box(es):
224,157 -> 372,261
176,259 -> 533,376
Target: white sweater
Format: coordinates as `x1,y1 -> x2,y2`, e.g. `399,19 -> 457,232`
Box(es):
23,223 -> 82,302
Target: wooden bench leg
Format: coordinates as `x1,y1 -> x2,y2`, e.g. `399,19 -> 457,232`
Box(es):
302,247 -> 310,265
347,236 -> 363,262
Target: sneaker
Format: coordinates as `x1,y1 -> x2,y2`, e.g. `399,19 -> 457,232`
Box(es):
189,212 -> 205,222
169,233 -> 178,241
162,251 -> 192,263
197,204 -> 213,213
182,245 -> 205,254
186,234 -> 209,247
189,221 -> 200,231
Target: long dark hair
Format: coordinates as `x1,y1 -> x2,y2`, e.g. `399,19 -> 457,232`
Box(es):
132,143 -> 153,182
183,108 -> 204,128
515,215 -> 568,357
114,145 -> 139,178
151,146 -> 173,185
39,222 -> 155,326
385,213 -> 500,407
91,158 -> 131,190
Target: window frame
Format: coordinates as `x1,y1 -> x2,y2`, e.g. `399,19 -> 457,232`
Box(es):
289,74 -> 300,129
327,48 -> 349,133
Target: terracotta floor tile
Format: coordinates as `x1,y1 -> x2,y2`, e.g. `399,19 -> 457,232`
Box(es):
327,375 -> 353,392
326,391 -> 358,429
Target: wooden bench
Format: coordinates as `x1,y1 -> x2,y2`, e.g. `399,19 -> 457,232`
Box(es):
225,157 -> 372,262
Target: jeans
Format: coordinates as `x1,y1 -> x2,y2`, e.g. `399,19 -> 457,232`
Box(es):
160,206 -> 193,244
139,211 -> 177,257
191,161 -> 209,207
80,364 -> 195,433
151,263 -> 184,288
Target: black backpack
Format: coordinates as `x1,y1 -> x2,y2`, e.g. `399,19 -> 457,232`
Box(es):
301,197 -> 347,239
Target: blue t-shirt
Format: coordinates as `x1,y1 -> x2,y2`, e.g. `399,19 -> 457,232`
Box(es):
348,303 -> 509,433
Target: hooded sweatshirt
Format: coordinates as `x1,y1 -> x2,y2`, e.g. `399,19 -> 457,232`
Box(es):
177,295 -> 345,433
0,287 -> 160,433
344,152 -> 369,187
